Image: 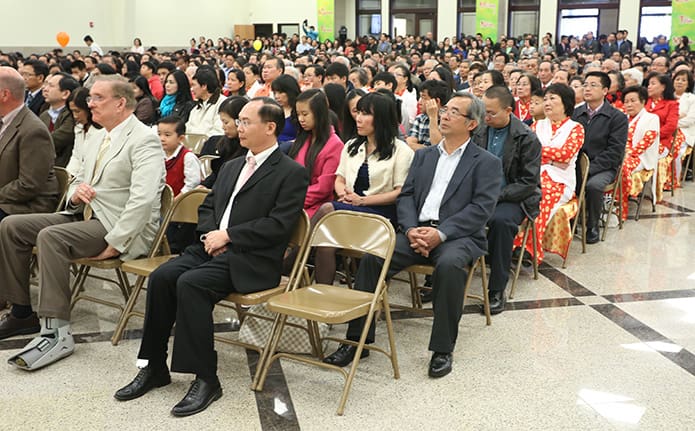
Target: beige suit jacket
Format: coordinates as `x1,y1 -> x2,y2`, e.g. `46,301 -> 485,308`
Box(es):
0,105 -> 59,215
66,115 -> 166,260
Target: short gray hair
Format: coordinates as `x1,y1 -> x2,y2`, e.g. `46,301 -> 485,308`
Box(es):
0,66 -> 26,101
452,91 -> 485,134
93,75 -> 137,110
622,68 -> 643,85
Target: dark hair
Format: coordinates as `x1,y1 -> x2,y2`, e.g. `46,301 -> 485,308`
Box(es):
645,72 -> 676,100
96,63 -> 117,75
250,97 -> 285,138
326,62 -> 349,79
24,59 -> 49,80
227,69 -> 247,96
158,116 -> 186,135
83,35 -> 94,43
544,83 -> 576,117
392,64 -> 413,92
484,85 -> 515,109
123,60 -> 139,78
375,88 -> 402,124
67,87 -> 97,129
341,88 -> 367,141
431,66 -> 456,93
420,79 -> 451,105
482,70 -> 506,87
673,69 -> 694,93
243,63 -> 260,77
621,85 -> 648,103
517,72 -> 542,95
157,61 -> 176,73
141,61 -> 156,73
584,71 -> 611,89
130,75 -> 155,101
193,67 -> 221,103
306,64 -> 326,82
270,74 -> 301,107
290,89 -> 334,176
218,95 -> 249,119
323,83 -> 346,131
166,70 -> 193,104
347,92 -> 399,161
70,60 -> 86,71
349,67 -> 369,87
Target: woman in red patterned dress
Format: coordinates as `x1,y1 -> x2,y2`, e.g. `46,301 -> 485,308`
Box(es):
645,72 -> 680,192
514,84 -> 584,263
620,85 -> 660,220
513,73 -> 541,126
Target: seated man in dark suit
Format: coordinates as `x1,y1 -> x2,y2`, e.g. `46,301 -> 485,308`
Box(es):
114,98 -> 309,417
20,59 -> 49,116
323,92 -> 502,378
474,85 -> 541,314
571,71 -> 627,243
39,72 -> 79,167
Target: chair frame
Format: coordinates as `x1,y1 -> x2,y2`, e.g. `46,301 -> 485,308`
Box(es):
110,188 -> 208,345
253,210 -> 397,416
563,153 -> 590,269
680,145 -> 693,183
183,133 -> 209,155
509,218 -> 539,299
601,160 -> 624,241
69,186 -> 175,315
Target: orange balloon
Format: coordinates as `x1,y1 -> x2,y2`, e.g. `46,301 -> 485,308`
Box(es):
56,32 -> 70,48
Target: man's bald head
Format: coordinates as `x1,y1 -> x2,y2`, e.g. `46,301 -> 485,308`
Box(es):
0,66 -> 26,112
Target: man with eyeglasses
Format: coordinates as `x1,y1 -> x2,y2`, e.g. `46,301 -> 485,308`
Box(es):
571,71 -> 627,244
115,98 -> 308,416
20,59 -> 49,116
473,85 -> 541,314
0,75 -> 165,370
323,92 -> 502,378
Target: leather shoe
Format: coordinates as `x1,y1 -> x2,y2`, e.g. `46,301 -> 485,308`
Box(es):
586,226 -> 600,244
483,290 -> 506,315
0,311 -> 40,340
171,377 -> 222,417
419,288 -> 433,304
428,352 -> 452,378
114,365 -> 171,401
323,344 -> 369,367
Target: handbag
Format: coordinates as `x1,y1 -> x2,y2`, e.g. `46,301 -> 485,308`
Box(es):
238,303 -> 329,355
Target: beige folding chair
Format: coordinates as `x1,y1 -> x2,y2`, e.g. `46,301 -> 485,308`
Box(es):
198,154 -> 219,178
564,153 -> 590,268
399,255 -> 492,325
253,210 -> 397,415
69,186 -> 175,316
601,160 -> 624,241
110,188 -> 209,345
680,145 -> 693,183
183,133 -> 208,155
509,217 -> 539,299
53,166 -> 72,211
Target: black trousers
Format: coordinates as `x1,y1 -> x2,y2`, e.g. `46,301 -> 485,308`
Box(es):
584,170 -> 615,229
137,244 -> 235,378
346,233 -> 476,353
486,202 -> 525,293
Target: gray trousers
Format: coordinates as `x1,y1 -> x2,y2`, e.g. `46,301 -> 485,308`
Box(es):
0,213 -> 108,321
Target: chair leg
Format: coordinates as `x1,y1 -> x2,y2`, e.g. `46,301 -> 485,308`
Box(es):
381,289 -> 400,379
509,222 -> 530,300
111,275 -> 146,345
254,314 -> 289,392
69,265 -> 90,310
531,222 -> 539,280
479,257 -> 491,325
407,271 -> 422,309
601,180 -> 619,241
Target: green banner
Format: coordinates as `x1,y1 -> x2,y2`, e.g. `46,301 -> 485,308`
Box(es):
317,0 -> 335,43
475,0 -> 499,43
672,0 -> 695,47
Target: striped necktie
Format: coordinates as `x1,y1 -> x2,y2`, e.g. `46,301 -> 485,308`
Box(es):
83,134 -> 111,220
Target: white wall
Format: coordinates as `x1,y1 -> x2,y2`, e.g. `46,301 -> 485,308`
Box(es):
618,0 -> 640,42
538,0 -> 559,41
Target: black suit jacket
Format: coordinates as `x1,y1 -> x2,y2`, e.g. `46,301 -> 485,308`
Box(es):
397,141 -> 502,258
196,147 -> 308,293
473,115 -> 542,218
572,101 -> 628,176
40,106 -> 75,168
25,91 -> 48,116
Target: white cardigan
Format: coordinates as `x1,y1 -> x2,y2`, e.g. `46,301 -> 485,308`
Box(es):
185,95 -> 227,136
632,109 -> 661,172
677,92 -> 695,147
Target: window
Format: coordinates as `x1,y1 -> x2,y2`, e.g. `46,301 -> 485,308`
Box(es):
357,0 -> 381,36
559,8 -> 599,39
640,6 -> 672,42
457,0 -> 476,37
509,0 -> 540,38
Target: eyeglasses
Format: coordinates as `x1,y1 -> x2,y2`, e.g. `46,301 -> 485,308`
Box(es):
85,95 -> 115,104
235,119 -> 266,128
440,107 -> 470,119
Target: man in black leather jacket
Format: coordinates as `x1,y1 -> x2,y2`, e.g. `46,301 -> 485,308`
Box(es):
473,86 -> 541,314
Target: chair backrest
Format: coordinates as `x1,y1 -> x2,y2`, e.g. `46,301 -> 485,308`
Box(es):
198,154 -> 219,178
168,188 -> 210,225
183,133 -> 209,154
284,210 -> 311,289
577,153 -> 590,201
310,210 -> 396,261
53,166 -> 71,211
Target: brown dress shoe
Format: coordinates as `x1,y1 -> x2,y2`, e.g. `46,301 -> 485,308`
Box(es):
0,312 -> 41,340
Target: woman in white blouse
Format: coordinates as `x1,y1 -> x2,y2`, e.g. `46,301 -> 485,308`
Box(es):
312,92 -> 414,285
65,88 -> 100,177
673,69 -> 695,179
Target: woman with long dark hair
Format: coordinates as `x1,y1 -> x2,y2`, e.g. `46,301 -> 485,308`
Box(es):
159,70 -> 195,123
130,75 -> 159,125
288,89 -> 344,217
312,92 -> 414,284
645,72 -> 681,194
341,88 -> 367,142
65,87 -> 101,176
224,68 -> 246,97
270,74 -> 300,144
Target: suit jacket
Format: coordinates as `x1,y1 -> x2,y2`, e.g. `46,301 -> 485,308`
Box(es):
66,115 -> 166,260
473,115 -> 542,218
40,106 -> 75,168
397,142 -> 502,259
26,91 -> 48,116
196,148 -> 308,293
0,106 -> 59,215
572,100 -> 628,176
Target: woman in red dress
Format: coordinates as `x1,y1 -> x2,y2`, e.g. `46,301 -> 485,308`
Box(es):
513,73 -> 541,126
645,72 -> 680,193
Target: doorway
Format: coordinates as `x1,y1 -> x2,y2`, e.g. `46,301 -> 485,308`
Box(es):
392,12 -> 436,38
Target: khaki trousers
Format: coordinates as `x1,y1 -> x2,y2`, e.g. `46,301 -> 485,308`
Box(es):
0,213 -> 108,321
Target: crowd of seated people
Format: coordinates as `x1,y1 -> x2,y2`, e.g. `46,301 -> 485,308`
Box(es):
0,27 -> 694,417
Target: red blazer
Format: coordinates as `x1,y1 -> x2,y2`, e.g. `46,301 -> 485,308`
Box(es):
293,129 -> 343,217
646,98 -> 679,151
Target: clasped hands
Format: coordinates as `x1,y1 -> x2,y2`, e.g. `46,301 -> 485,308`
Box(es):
407,227 -> 442,258
200,230 -> 230,256
337,187 -> 365,206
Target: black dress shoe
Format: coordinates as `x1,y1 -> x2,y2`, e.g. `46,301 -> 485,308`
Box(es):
0,311 -> 40,340
586,226 -> 600,244
114,365 -> 171,401
419,288 -> 433,304
323,344 -> 369,367
484,290 -> 506,315
171,377 -> 223,417
428,352 -> 452,378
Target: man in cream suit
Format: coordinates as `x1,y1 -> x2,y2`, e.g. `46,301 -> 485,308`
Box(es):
0,75 -> 165,370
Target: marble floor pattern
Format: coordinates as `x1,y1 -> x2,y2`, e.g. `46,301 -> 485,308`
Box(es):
2,182 -> 695,430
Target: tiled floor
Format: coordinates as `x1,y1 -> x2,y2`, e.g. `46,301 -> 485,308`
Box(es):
2,181 -> 695,430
